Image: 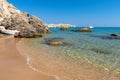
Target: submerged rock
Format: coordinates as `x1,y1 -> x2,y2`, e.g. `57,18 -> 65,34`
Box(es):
44,37 -> 72,46
49,41 -> 64,46
90,34 -> 120,40
110,34 -> 120,37
90,48 -> 110,54
48,41 -> 71,46
44,37 -> 64,42
102,36 -> 120,40
72,28 -> 92,32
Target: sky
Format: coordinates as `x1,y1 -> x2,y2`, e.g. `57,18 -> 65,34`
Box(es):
8,0 -> 120,27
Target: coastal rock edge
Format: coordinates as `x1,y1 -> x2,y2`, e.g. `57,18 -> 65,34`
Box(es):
0,0 -> 50,38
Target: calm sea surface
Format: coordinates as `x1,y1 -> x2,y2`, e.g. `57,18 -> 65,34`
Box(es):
18,27 -> 120,80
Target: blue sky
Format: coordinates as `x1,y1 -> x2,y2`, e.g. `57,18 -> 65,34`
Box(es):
8,0 -> 120,27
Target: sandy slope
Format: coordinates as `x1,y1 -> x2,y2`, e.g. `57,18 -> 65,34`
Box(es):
0,37 -> 55,80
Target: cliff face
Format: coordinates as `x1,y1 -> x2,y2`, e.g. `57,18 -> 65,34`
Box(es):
0,0 -> 50,38
0,0 -> 20,18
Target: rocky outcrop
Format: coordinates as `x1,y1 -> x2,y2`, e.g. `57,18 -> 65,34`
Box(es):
110,34 -> 120,37
44,37 -> 72,46
72,28 -> 92,32
0,0 -> 51,38
60,27 -> 69,31
0,0 -> 20,18
28,16 -> 51,33
46,24 -> 76,28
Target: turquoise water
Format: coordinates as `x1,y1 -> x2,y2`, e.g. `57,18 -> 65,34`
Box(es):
45,27 -> 120,71
20,27 -> 120,80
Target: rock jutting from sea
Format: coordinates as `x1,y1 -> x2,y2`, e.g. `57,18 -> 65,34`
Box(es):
72,27 -> 93,32
0,0 -> 51,38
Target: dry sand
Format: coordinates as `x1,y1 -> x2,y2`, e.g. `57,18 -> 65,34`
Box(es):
0,37 -> 55,80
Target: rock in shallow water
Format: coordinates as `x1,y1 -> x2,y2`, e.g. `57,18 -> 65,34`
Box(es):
44,37 -> 72,46
90,34 -> 120,40
60,27 -> 69,31
110,34 -> 120,37
49,41 -> 64,46
72,28 -> 93,32
90,48 -> 110,54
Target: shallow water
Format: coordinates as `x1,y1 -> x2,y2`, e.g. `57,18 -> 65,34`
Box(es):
17,27 -> 120,80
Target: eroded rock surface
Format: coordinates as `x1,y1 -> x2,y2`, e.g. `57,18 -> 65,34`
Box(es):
0,0 -> 50,38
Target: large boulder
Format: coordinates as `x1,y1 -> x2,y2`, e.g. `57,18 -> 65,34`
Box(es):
14,28 -> 42,38
0,13 -> 29,30
60,27 -> 69,31
29,16 -> 51,33
0,0 -> 20,18
72,28 -> 92,32
110,34 -> 120,37
0,13 -> 51,38
0,0 -> 51,38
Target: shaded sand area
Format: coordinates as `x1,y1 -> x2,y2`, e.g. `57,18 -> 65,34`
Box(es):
0,36 -> 55,80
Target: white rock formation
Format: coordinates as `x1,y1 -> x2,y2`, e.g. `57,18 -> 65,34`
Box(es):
46,24 -> 76,28
0,0 -> 50,38
0,0 -> 20,18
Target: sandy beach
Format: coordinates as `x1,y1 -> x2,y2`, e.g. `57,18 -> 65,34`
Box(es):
0,36 -> 55,80
0,34 -> 120,80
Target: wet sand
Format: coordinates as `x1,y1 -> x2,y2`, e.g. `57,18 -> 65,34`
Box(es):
1,35 -> 119,80
16,38 -> 120,80
0,37 -> 55,80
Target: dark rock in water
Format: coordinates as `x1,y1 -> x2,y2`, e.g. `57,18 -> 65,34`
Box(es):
90,48 -> 110,54
45,37 -> 64,42
110,34 -> 120,37
101,36 -> 120,40
90,34 -> 120,40
44,37 -> 72,46
60,27 -> 69,31
72,28 -> 92,32
44,37 -> 64,45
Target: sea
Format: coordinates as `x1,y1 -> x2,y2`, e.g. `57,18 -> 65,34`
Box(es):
17,27 -> 120,80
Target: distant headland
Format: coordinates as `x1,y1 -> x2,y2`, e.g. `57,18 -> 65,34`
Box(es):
46,24 -> 76,28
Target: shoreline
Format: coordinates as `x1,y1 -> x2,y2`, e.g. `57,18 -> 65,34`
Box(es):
16,37 -> 120,80
0,34 -> 120,80
0,37 -> 55,80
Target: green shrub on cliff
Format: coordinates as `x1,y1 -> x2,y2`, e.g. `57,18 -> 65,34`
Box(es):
8,5 -> 12,8
0,14 -> 2,18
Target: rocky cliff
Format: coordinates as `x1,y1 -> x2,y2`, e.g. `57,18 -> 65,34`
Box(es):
0,0 -> 20,18
0,0 -> 50,38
